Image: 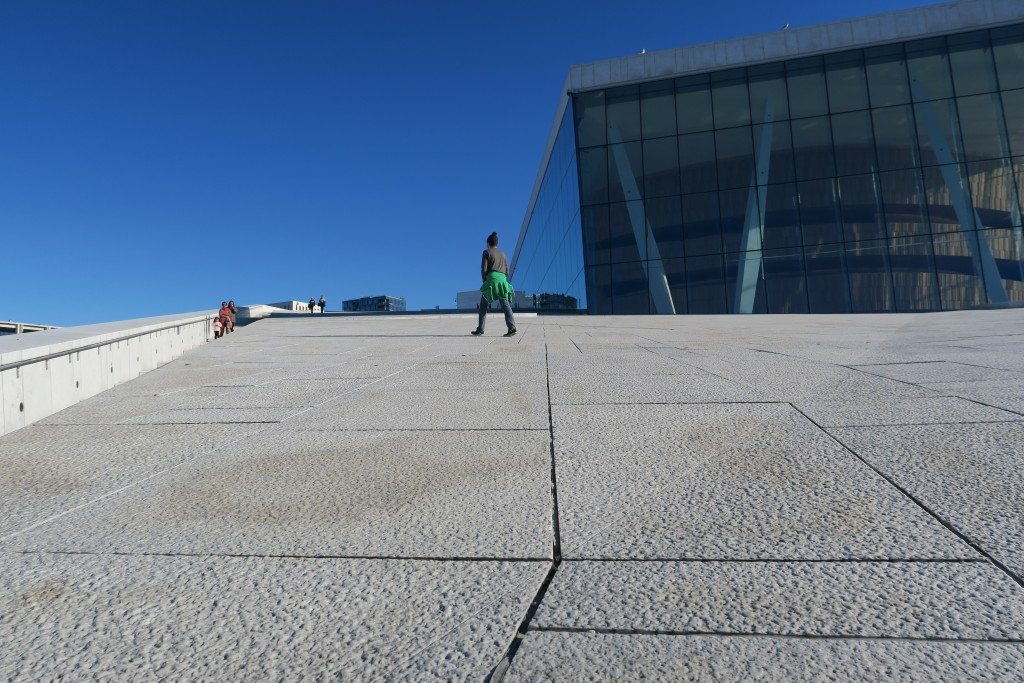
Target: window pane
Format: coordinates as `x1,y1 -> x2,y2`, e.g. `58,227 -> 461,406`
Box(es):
574,90 -> 606,148
880,168 -> 929,237
711,69 -> 750,129
840,173 -> 886,242
686,254 -> 726,313
582,204 -> 610,266
980,227 -> 1024,303
578,147 -> 608,205
907,39 -> 954,102
641,82 -> 676,139
662,257 -> 688,314
764,248 -> 808,313
890,235 -> 940,311
609,200 -> 644,263
825,51 -> 869,113
948,31 -> 998,97
607,141 -> 643,202
792,116 -> 835,180
606,85 -> 641,143
643,136 -> 680,198
748,63 -> 789,123
993,25 -> 1024,90
832,110 -> 877,176
1003,89 -> 1024,157
914,98 -> 964,166
719,187 -> 756,254
958,93 -> 1010,161
715,127 -> 754,189
865,44 -> 910,106
787,57 -> 829,118
753,119 -> 795,184
648,195 -> 685,261
805,243 -> 851,312
968,158 -> 1022,229
761,183 -> 801,249
872,105 -> 921,170
586,265 -> 612,314
923,164 -> 975,233
679,131 -> 718,194
846,239 -> 894,312
612,259 -> 650,313
725,251 -> 766,314
798,178 -> 843,245
932,231 -> 986,309
676,74 -> 714,133
682,191 -> 722,256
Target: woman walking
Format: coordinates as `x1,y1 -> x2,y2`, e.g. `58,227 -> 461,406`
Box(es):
471,232 -> 516,337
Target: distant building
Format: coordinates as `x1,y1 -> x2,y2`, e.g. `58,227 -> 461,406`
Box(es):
268,300 -> 321,313
0,321 -> 57,336
342,295 -> 407,312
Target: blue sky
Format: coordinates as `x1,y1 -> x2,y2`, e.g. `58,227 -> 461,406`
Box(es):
0,0 -> 935,325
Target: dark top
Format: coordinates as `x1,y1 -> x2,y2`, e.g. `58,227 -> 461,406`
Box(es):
481,246 -> 509,281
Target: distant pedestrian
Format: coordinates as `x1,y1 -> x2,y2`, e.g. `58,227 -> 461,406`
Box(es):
318,296 -> 326,314
471,231 -> 516,337
308,297 -> 316,314
227,300 -> 237,329
213,317 -> 223,338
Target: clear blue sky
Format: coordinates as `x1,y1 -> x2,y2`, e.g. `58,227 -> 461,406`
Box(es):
1,0 -> 934,325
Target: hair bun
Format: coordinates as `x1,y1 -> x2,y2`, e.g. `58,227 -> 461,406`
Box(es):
489,231 -> 498,237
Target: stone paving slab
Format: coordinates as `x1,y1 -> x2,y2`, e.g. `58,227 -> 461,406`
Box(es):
505,632 -> 1024,682
3,429 -> 553,559
552,403 -> 973,559
119,407 -> 300,424
39,387 -> 234,424
0,424 -> 242,537
548,366 -> 764,405
850,361 -> 1022,384
832,422 -> 1024,578
0,553 -> 547,680
532,560 -> 1024,639
305,385 -> 550,430
793,395 -> 1022,427
189,378 -> 366,408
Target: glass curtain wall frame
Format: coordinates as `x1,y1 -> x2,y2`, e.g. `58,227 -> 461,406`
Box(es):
570,22 -> 1024,314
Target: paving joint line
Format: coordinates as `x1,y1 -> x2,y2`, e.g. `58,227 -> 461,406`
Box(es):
6,549 -> 551,563
528,625 -> 1024,644
788,403 -> 1024,590
559,557 -> 989,563
486,342 -> 563,682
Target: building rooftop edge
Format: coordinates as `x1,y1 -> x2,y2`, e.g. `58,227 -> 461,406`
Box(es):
567,0 -> 1024,93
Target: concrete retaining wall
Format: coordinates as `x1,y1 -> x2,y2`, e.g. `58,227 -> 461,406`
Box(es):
0,311 -> 216,437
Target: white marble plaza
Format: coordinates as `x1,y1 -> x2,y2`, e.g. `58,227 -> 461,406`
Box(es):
2,311 -> 1023,679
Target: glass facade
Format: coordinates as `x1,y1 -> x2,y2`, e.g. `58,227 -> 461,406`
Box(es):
553,23 -> 1024,314
511,106 -> 586,310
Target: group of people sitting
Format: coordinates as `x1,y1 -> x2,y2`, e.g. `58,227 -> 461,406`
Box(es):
213,300 -> 237,338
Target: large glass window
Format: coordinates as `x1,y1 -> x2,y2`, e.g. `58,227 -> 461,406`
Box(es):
792,117 -> 835,181
676,74 -> 714,133
825,51 -> 870,113
679,132 -> 718,194
641,82 -> 676,139
866,44 -> 911,107
564,23 -> 1024,315
643,136 -> 680,198
787,57 -> 829,119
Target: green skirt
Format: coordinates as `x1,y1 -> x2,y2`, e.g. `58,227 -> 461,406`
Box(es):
480,271 -> 515,303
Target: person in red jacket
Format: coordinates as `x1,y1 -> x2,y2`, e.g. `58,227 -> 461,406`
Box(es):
218,301 -> 234,334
